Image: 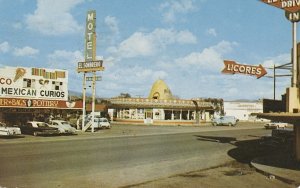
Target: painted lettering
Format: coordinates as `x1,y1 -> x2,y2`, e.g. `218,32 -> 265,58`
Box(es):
282,0 -> 300,8
0,78 -> 12,85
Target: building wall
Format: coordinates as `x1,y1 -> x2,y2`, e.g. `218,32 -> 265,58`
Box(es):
110,107 -> 212,123
224,101 -> 263,121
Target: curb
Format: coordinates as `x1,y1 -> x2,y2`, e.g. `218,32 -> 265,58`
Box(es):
251,157 -> 300,186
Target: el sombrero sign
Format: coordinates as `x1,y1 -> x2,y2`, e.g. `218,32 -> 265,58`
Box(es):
261,0 -> 300,13
222,60 -> 267,79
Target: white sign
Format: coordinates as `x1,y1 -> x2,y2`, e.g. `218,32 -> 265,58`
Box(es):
0,66 -> 68,100
86,76 -> 102,81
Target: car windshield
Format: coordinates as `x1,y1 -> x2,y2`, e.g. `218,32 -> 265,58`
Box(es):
0,122 -> 6,127
37,122 -> 48,127
101,119 -> 108,122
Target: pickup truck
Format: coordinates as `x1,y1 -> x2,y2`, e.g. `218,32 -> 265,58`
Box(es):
211,116 -> 238,126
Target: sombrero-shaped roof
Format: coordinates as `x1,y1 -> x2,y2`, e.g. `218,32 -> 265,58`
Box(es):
148,79 -> 173,100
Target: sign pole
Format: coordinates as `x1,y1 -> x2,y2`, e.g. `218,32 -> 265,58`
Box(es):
78,10 -> 104,132
82,72 -> 87,130
273,64 -> 276,100
292,21 -> 297,87
91,71 -> 96,133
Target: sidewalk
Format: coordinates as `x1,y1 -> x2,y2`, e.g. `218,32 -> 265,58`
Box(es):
251,154 -> 300,185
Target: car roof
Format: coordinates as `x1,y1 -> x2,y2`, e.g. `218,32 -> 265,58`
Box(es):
52,120 -> 66,122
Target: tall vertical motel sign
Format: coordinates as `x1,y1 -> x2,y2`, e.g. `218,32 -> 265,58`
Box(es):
77,10 -> 104,132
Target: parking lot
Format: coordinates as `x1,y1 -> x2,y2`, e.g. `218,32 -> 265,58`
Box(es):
0,122 -> 267,144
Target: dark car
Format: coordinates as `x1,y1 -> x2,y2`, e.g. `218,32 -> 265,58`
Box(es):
19,121 -> 59,136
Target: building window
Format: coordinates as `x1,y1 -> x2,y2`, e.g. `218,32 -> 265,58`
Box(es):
153,92 -> 160,99
164,110 -> 172,120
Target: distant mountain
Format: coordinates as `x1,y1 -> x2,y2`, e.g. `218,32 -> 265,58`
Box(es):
68,90 -> 105,98
68,90 -> 82,97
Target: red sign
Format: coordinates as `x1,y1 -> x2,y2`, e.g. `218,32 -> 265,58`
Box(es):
222,60 -> 267,79
261,0 -> 300,13
0,97 -> 83,109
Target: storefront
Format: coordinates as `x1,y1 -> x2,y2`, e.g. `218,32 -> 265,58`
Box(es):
0,66 -> 82,126
109,97 -> 214,125
108,79 -> 222,125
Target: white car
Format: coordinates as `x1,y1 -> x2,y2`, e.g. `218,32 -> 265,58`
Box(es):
0,122 -> 21,136
264,122 -> 288,129
91,118 -> 111,129
48,120 -> 77,134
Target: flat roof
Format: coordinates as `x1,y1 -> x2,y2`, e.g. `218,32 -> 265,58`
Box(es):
257,113 -> 300,125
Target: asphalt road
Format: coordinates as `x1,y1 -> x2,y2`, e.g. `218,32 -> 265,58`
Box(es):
0,124 -> 271,188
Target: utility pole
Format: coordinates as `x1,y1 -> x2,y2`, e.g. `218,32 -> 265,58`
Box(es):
292,21 -> 297,87
273,64 -> 276,100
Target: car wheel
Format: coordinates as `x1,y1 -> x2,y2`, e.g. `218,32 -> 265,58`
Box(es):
228,123 -> 233,127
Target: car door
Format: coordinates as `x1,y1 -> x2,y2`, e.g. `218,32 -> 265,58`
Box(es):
24,123 -> 34,134
219,117 -> 225,125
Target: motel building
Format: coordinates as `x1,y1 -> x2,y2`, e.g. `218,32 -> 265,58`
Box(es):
0,66 -> 82,126
108,79 -> 223,125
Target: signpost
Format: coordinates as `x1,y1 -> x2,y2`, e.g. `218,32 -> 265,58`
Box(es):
222,60 -> 267,79
78,10 -> 104,133
260,0 -> 300,86
260,0 -> 300,162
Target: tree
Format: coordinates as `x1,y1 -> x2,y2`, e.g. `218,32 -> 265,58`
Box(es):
118,93 -> 131,98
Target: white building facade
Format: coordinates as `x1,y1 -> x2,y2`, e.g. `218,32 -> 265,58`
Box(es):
224,101 -> 263,121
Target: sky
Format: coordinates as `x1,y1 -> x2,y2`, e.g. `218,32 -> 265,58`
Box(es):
0,0 -> 298,101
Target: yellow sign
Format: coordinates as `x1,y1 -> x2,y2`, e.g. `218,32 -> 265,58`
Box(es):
77,60 -> 104,72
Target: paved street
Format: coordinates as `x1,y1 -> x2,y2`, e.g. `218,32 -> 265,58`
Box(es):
0,123 -> 273,188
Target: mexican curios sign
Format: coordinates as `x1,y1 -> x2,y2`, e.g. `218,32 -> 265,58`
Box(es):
222,60 -> 267,79
0,66 -> 68,100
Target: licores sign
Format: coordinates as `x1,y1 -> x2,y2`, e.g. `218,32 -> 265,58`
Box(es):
0,66 -> 68,100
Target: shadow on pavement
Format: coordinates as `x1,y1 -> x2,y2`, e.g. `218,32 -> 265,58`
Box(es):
195,134 -> 300,170
227,139 -> 279,164
195,135 -> 236,144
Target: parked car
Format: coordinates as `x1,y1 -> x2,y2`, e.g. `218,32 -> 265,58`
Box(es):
19,121 -> 59,136
212,116 -> 238,126
264,122 -> 288,129
0,122 -> 21,136
48,120 -> 77,134
91,118 -> 111,129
